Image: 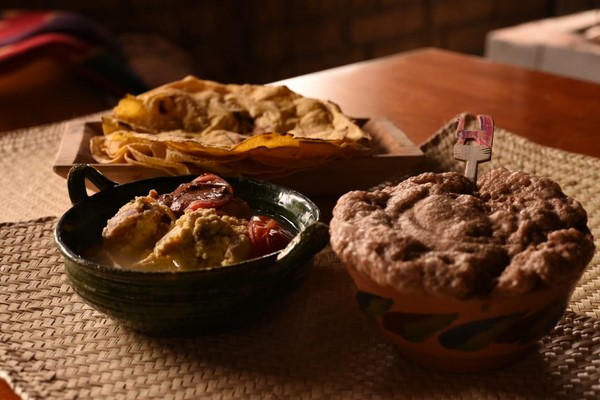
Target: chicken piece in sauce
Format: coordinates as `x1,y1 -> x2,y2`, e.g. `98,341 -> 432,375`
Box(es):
102,195 -> 176,266
102,173 -> 292,271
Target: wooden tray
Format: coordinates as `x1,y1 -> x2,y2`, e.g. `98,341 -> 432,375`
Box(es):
53,117 -> 424,198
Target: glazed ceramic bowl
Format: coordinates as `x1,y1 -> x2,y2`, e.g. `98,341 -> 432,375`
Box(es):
55,164 -> 329,336
345,266 -> 577,373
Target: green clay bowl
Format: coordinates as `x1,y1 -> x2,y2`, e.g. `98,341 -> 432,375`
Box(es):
55,164 -> 329,336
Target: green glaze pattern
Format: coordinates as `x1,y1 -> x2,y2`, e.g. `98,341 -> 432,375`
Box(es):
356,289 -> 570,352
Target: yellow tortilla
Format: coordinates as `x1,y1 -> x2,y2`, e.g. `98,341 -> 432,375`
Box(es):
91,76 -> 372,178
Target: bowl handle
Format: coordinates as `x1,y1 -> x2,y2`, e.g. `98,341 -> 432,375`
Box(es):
277,221 -> 330,265
67,164 -> 118,205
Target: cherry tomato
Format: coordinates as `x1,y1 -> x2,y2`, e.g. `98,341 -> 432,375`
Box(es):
247,215 -> 294,258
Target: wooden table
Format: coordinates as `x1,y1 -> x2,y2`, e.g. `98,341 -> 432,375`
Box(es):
276,47 -> 600,158
2,47 -> 600,399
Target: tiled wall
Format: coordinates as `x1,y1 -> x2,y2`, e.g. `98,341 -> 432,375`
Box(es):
6,0 -> 599,84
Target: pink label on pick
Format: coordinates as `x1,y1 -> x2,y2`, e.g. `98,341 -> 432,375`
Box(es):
455,115 -> 494,147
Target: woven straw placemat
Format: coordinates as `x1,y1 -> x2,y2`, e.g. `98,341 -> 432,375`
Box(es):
1,114 -> 599,399
1,218 -> 599,400
0,114 -> 105,224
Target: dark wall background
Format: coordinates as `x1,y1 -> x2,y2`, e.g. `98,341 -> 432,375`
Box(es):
5,0 -> 599,84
